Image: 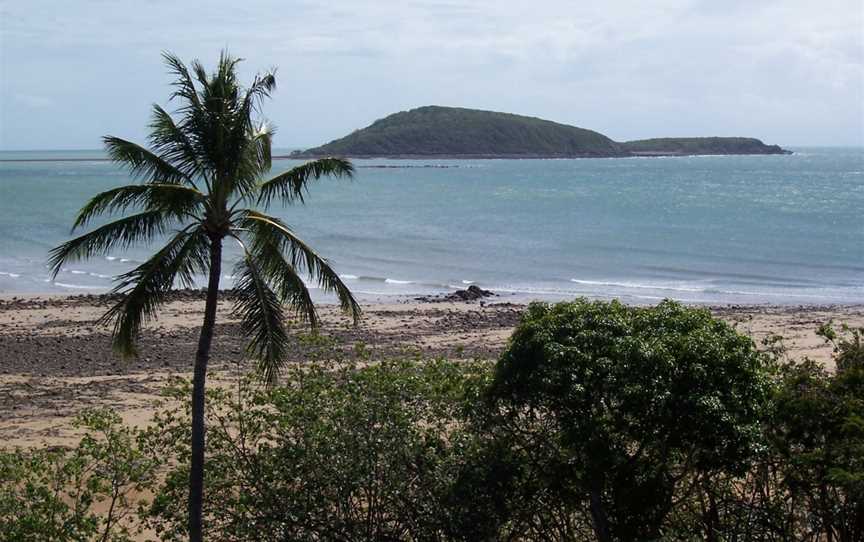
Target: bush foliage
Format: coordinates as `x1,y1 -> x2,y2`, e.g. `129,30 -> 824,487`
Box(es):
142,360 -> 492,541
2,300 -> 862,540
0,409 -> 159,541
479,300 -> 770,541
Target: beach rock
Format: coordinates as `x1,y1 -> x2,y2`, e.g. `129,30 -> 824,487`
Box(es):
414,285 -> 496,303
447,285 -> 495,301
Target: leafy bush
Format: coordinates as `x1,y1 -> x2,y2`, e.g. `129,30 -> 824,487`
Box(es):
143,360 -> 491,541
0,409 -> 160,541
475,299 -> 770,541
818,321 -> 864,373
765,358 -> 863,540
670,339 -> 864,541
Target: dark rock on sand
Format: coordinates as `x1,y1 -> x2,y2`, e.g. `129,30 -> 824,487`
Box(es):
415,285 -> 496,303
450,285 -> 495,301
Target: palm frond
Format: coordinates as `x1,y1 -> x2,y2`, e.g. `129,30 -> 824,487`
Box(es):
148,105 -> 207,183
72,183 -> 204,230
160,51 -> 279,205
162,51 -> 202,108
161,52 -> 216,184
258,157 -> 354,207
232,225 -> 320,327
103,136 -> 191,185
214,69 -> 276,201
48,210 -> 180,278
100,228 -> 210,357
190,58 -> 210,90
231,72 -> 276,160
236,71 -> 277,123
232,250 -> 290,384
184,53 -> 245,195
238,210 -> 361,323
228,124 -> 274,201
247,72 -> 276,107
249,125 -> 272,174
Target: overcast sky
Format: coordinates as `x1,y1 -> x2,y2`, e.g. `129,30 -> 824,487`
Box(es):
1,0 -> 862,150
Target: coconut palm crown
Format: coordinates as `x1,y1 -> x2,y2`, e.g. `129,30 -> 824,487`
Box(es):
48,51 -> 360,541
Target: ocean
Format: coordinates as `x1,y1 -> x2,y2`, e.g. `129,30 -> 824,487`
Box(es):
1,148 -> 862,305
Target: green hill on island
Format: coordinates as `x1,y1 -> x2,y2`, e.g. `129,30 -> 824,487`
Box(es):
622,137 -> 789,156
293,106 -> 626,158
291,106 -> 789,158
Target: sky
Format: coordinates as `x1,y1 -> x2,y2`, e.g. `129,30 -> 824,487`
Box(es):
1,0 -> 862,150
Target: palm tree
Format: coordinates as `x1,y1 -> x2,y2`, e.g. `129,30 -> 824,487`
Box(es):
48,51 -> 361,542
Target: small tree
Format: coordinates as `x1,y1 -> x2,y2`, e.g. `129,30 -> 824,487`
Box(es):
483,299 -> 769,541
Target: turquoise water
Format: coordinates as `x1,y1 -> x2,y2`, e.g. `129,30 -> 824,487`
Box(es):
1,148 -> 862,304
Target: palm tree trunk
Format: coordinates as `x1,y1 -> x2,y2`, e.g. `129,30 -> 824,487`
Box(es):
589,488 -> 612,542
189,237 -> 222,542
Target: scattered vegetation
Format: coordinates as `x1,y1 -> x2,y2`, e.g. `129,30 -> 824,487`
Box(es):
3,300 -> 861,540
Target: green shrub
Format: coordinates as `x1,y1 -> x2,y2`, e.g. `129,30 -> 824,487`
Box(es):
477,299 -> 770,541
0,409 -> 160,542
143,359 -> 491,541
766,358 -> 864,540
669,339 -> 864,541
818,321 -> 864,373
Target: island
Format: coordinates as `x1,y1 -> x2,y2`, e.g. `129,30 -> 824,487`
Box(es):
289,106 -> 790,159
622,137 -> 789,156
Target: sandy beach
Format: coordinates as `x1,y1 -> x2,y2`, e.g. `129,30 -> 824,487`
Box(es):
2,292 -> 862,449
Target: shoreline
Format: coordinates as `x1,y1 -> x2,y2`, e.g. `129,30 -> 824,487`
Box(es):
3,288 -> 864,309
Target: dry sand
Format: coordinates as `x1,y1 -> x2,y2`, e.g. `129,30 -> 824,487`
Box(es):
1,292 -> 862,448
